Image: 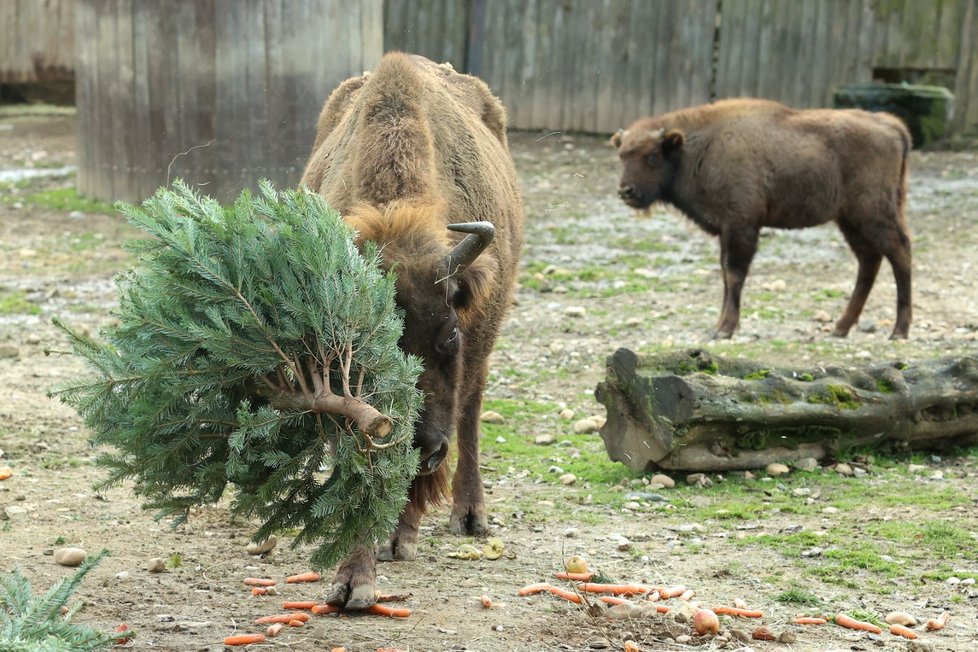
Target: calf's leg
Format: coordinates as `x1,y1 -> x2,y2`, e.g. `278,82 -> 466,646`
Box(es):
377,470 -> 447,561
833,220 -> 882,337
449,388 -> 489,536
714,226 -> 759,339
325,541 -> 377,609
884,229 -> 912,339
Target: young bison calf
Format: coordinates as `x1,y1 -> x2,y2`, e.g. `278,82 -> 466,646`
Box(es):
612,98 -> 912,340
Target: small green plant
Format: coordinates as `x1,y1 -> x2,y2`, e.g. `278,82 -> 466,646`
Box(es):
775,587 -> 821,606
0,549 -> 116,651
168,553 -> 183,569
23,188 -> 114,215
0,290 -> 41,316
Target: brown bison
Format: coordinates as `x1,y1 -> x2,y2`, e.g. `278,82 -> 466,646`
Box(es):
612,98 -> 912,340
300,52 -> 523,608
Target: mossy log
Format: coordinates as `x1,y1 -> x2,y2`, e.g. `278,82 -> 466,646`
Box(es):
594,348 -> 978,472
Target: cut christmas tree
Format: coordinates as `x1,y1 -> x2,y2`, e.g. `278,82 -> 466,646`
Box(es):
51,180 -> 422,569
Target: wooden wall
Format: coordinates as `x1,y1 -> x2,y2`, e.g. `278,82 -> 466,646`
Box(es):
0,0 -> 75,83
383,0 -> 468,72
74,0 -> 382,202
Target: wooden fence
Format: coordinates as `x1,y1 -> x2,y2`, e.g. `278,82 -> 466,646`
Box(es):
0,0 -> 74,83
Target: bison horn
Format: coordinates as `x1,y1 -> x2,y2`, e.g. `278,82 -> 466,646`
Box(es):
444,221 -> 495,275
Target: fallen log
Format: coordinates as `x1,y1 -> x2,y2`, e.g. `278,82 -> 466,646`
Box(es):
594,348 -> 978,472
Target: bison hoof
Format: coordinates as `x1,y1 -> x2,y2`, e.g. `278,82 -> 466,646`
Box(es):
889,330 -> 909,340
325,581 -> 376,610
377,538 -> 417,562
831,327 -> 851,338
449,506 -> 490,536
712,329 -> 734,340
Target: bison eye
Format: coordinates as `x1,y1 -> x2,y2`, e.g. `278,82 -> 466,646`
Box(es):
436,325 -> 460,357
647,153 -> 657,164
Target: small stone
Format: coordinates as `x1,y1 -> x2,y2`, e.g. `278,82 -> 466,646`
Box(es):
605,602 -> 645,620
822,506 -> 839,514
858,320 -> 877,333
650,474 -> 675,488
766,279 -> 787,292
69,210 -> 85,220
115,571 -> 130,581
777,631 -> 797,644
834,463 -> 854,476
54,548 -> 87,567
563,528 -> 579,538
791,487 -> 811,497
908,464 -> 928,473
0,346 -> 19,359
801,547 -> 823,558
246,535 -> 277,555
559,473 -> 577,485
564,306 -> 586,318
558,408 -> 575,420
946,576 -> 961,585
885,611 -> 918,627
147,557 -> 166,573
25,333 -> 42,345
752,626 -> 776,641
766,462 -> 790,476
813,309 -> 833,323
675,635 -> 691,644
534,434 -> 555,445
573,418 -> 599,434
686,473 -> 713,488
616,537 -> 632,551
623,501 -> 641,510
793,457 -> 819,472
961,578 -> 976,586
480,410 -> 505,424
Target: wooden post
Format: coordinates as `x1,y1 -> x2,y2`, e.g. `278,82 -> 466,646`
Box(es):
74,0 -> 383,202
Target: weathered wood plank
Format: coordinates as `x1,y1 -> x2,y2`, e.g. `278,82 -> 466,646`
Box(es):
0,0 -> 75,83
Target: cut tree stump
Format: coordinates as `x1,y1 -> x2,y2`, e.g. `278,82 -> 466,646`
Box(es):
594,348 -> 978,473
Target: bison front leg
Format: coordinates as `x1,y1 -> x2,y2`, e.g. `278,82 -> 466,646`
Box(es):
449,391 -> 489,536
377,476 -> 436,561
714,226 -> 759,339
324,541 -> 377,609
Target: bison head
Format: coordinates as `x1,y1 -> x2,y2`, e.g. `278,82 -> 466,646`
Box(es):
611,127 -> 685,210
347,204 -> 495,476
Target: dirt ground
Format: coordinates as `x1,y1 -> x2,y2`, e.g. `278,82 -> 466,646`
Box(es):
1,110 -> 978,652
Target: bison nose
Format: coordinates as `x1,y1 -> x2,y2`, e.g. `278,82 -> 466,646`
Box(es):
420,441 -> 449,474
618,185 -> 633,199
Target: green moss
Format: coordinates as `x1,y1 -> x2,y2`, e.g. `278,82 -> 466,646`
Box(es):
798,373 -> 814,382
0,290 -> 41,315
807,384 -> 860,410
23,188 -> 115,214
876,378 -> 896,393
744,369 -> 772,380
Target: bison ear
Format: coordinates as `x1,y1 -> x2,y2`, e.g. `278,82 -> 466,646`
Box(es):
453,254 -> 495,315
610,128 -> 624,149
662,129 -> 685,154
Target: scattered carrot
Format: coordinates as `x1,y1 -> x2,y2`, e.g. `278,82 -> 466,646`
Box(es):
243,578 -> 276,587
266,623 -> 284,637
113,623 -> 132,644
547,585 -> 583,604
288,619 -> 304,627
251,587 -> 268,596
366,603 -> 413,618
651,604 -> 671,614
282,601 -> 317,610
713,606 -> 764,618
679,589 -> 696,601
889,623 -> 918,639
555,571 -> 594,581
480,595 -> 493,609
376,648 -> 408,652
657,585 -> 687,599
518,582 -> 551,596
926,611 -> 950,631
254,612 -> 311,625
330,648 -> 347,652
599,595 -> 627,605
834,613 -> 883,634
577,582 -> 651,596
793,616 -> 828,625
223,634 -> 266,646
312,604 -> 341,615
0,466 -> 13,481
624,641 -> 641,652
285,571 -> 321,583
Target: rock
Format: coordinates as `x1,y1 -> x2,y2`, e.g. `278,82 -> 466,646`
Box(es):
674,634 -> 691,644
559,473 -> 577,485
564,306 -> 586,318
115,571 -> 130,580
616,537 -> 632,551
147,557 -> 166,573
885,611 -> 918,627
606,602 -> 645,620
534,434 -> 555,445
25,333 -> 42,345
246,535 -> 277,555
686,473 -> 713,488
766,462 -> 790,476
793,457 -> 819,472
834,463 -> 854,476
0,345 -> 19,359
558,408 -> 575,420
813,309 -> 833,323
69,210 -> 85,220
777,631 -> 797,644
946,576 -> 961,585
791,487 -> 811,497
480,410 -> 505,424
650,473 -> 675,488
54,547 -> 87,567
573,418 -> 599,434
752,626 -> 776,641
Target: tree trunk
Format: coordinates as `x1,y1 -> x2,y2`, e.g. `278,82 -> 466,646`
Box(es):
594,348 -> 978,473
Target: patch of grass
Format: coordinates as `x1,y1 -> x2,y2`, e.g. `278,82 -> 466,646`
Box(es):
775,587 -> 822,606
23,188 -> 115,214
0,290 -> 41,316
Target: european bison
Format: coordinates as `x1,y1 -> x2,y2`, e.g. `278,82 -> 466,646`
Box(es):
300,52 -> 523,608
612,98 -> 912,340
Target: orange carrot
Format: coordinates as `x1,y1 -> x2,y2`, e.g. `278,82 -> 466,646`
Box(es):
312,604 -> 341,615
577,582 -> 651,596
518,582 -> 551,596
925,611 -> 950,631
599,595 -> 627,605
285,571 -> 321,583
547,586 -> 583,604
113,623 -> 132,644
288,619 -> 304,627
624,641 -> 641,652
652,604 -> 670,614
366,603 -> 412,618
679,589 -> 696,601
555,571 -> 594,581
223,634 -> 266,646
834,613 -> 882,634
255,612 -> 311,625
282,601 -> 317,610
480,595 -> 493,609
793,616 -> 828,625
251,587 -> 268,596
330,648 -> 347,652
657,585 -> 687,599
243,578 -> 276,587
714,606 -> 764,618
266,623 -> 285,637
0,466 -> 12,481
889,623 -> 918,639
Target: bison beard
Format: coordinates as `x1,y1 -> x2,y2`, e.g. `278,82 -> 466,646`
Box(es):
612,98 -> 913,340
299,53 -> 523,608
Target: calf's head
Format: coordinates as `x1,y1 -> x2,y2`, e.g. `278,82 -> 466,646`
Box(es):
348,204 -> 495,475
611,127 -> 685,210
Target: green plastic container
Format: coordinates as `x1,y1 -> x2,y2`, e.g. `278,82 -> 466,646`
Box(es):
833,83 -> 955,149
